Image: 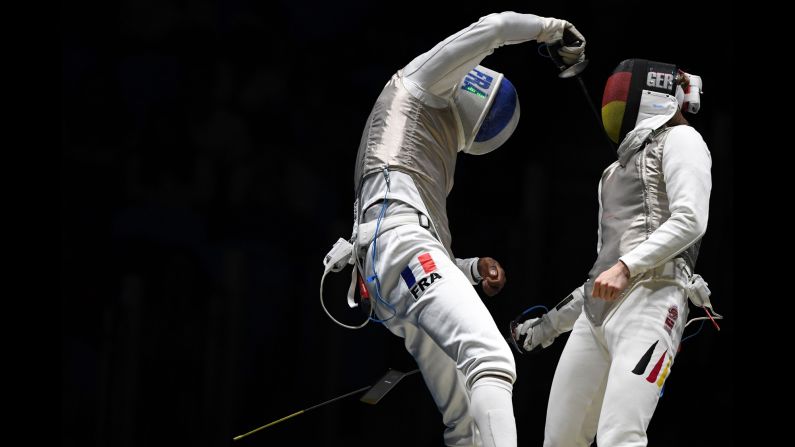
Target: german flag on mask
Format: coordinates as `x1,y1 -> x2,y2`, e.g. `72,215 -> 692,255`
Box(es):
601,60 -> 634,144
601,59 -> 678,145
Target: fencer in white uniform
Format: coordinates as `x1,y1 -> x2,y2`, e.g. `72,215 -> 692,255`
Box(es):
513,59 -> 720,446
347,12 -> 585,447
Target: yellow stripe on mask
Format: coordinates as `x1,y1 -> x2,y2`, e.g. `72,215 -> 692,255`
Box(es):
601,100 -> 626,144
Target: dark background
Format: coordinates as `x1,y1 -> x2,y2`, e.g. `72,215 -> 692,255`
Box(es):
61,1 -> 733,445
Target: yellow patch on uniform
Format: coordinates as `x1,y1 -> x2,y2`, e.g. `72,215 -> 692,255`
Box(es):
656,355 -> 672,388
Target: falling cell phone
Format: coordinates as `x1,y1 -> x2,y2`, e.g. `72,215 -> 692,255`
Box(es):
360,369 -> 414,405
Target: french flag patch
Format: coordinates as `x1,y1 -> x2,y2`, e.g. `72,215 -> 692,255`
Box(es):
401,253 -> 443,300
418,253 -> 437,273
400,266 -> 417,288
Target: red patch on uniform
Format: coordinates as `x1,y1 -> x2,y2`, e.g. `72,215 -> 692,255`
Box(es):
664,305 -> 679,335
646,350 -> 668,383
418,253 -> 437,274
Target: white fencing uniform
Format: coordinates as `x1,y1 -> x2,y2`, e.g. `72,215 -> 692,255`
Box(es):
544,124 -> 712,447
350,12 -> 585,447
506,59 -> 713,446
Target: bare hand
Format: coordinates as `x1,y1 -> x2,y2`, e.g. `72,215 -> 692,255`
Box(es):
592,261 -> 630,301
478,257 -> 506,297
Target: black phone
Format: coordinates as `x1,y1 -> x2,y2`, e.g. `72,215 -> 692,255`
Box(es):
360,369 -> 410,405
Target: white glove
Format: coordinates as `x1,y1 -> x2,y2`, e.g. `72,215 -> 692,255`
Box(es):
512,286 -> 585,352
515,315 -> 557,351
537,17 -> 567,43
558,25 -> 586,65
537,18 -> 586,66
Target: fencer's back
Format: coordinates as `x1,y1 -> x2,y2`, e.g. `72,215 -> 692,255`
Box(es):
354,73 -> 460,256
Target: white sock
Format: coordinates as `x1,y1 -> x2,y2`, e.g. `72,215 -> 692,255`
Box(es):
470,376 -> 517,447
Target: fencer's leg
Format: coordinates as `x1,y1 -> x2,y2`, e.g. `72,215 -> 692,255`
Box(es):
595,283 -> 689,447
469,376 -> 516,447
401,324 -> 481,447
398,242 -> 516,447
369,225 -> 481,447
543,313 -> 610,447
372,225 -> 516,446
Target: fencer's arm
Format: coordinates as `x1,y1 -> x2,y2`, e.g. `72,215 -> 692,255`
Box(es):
515,284 -> 585,352
402,12 -> 570,99
548,284 -> 585,334
455,257 -> 482,285
456,257 -> 506,296
619,126 -> 712,277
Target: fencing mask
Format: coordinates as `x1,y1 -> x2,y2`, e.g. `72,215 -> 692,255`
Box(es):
454,65 -> 520,155
601,59 -> 703,147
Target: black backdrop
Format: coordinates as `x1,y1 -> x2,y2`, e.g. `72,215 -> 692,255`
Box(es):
62,1 -> 733,445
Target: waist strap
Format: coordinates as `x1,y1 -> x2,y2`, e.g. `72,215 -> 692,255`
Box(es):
639,258 -> 723,328
356,211 -> 431,248
647,257 -> 691,281
319,211 -> 434,330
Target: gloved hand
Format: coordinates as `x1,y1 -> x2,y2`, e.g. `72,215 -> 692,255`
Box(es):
558,24 -> 586,65
513,314 -> 557,352
537,18 -> 586,66
510,286 -> 586,353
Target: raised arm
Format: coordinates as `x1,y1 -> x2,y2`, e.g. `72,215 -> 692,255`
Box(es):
402,12 -> 584,100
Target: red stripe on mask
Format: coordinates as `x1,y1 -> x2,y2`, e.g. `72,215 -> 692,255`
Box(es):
602,71 -> 632,107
